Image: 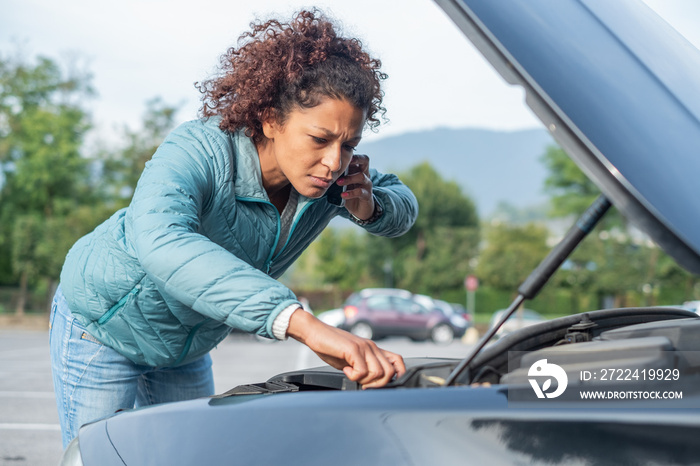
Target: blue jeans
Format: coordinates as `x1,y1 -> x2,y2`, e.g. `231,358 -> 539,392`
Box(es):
49,286 -> 215,448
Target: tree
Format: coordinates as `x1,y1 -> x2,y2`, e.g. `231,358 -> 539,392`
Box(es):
99,97 -> 179,208
477,222 -> 550,292
291,227 -> 371,301
367,162 -> 480,295
541,146 -> 600,217
540,144 -> 700,308
541,145 -> 628,229
399,225 -> 479,295
0,52 -> 96,313
10,215 -> 43,315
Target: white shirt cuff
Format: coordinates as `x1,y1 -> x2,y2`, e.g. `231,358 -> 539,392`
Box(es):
272,304 -> 301,340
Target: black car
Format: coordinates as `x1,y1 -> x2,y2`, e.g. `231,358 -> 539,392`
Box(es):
61,0 -> 700,464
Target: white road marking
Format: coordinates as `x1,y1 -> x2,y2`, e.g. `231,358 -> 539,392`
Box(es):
0,423 -> 60,431
0,347 -> 49,358
0,391 -> 55,398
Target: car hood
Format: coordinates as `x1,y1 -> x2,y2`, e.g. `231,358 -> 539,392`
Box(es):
436,0 -> 700,274
78,367 -> 700,466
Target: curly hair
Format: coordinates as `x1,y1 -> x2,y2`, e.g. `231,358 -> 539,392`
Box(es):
196,9 -> 387,142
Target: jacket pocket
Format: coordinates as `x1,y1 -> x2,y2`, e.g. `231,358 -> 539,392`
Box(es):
98,285 -> 141,325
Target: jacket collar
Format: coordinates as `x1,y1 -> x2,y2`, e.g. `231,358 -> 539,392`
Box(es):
232,129 -> 268,201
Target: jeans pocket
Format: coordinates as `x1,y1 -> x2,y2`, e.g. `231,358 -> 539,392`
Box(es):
80,331 -> 103,345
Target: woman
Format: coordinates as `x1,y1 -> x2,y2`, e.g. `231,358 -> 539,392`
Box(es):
50,9 -> 418,447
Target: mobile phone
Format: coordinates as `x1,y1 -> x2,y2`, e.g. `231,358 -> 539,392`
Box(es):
327,166 -> 349,207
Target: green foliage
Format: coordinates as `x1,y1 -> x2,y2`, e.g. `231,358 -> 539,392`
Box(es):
98,97 -> 179,208
476,222 -> 550,291
296,227 -> 370,290
0,50 -> 180,313
539,144 -> 700,309
541,145 -> 599,216
0,54 -> 93,212
399,225 -> 479,294
540,145 -> 624,228
10,214 -> 43,282
395,161 -> 478,249
0,51 -> 102,311
366,162 -> 480,295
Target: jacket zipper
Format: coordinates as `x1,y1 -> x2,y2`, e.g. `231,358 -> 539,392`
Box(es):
236,196 -> 319,274
98,285 -> 141,325
173,321 -> 206,366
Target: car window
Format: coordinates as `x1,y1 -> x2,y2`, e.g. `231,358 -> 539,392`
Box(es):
393,297 -> 427,314
365,295 -> 393,311
345,294 -> 361,306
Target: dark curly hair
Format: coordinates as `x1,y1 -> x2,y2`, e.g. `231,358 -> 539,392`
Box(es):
196,9 -> 387,142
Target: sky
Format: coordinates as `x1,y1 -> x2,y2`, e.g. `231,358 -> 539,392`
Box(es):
2,0 -> 700,146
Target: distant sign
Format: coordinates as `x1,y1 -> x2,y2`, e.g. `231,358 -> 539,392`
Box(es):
465,275 -> 479,292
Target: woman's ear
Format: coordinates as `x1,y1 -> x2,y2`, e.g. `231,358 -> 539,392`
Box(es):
261,109 -> 278,140
262,119 -> 275,140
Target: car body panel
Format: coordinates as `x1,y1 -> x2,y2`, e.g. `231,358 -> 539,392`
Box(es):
316,308 -> 345,327
80,382 -> 700,466
436,0 -> 700,273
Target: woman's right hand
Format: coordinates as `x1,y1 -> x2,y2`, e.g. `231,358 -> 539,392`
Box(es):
286,308 -> 406,388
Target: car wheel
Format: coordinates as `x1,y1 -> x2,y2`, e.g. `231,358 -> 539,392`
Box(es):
431,324 -> 454,345
350,322 -> 374,340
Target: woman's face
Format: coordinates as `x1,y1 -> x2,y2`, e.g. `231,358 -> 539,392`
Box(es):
259,97 -> 365,199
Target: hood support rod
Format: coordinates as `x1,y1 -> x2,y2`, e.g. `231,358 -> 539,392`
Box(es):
444,195 -> 611,386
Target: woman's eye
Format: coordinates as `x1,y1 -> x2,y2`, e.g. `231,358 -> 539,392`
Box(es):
343,145 -> 357,152
312,136 -> 327,144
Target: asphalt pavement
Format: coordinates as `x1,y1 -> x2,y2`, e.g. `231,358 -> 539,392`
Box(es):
0,329 -> 472,465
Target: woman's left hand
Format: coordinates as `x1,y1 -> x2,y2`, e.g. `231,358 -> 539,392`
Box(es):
336,154 -> 375,221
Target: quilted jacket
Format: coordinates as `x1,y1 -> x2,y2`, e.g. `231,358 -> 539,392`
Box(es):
59,118 -> 418,367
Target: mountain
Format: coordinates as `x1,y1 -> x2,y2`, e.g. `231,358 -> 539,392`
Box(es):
359,126 -> 556,217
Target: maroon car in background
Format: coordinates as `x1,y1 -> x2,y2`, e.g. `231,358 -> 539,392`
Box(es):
340,288 -> 467,344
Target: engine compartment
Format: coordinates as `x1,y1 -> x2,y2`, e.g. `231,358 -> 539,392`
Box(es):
218,307 -> 699,396
470,307 -> 700,386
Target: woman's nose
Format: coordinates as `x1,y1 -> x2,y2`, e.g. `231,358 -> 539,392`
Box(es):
322,145 -> 343,173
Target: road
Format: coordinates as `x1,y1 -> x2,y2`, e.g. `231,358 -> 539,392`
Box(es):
0,329 -> 473,465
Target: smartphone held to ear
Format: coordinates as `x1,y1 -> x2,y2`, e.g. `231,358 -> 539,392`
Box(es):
327,166 -> 350,207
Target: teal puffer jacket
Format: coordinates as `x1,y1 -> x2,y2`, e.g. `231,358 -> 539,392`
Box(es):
59,118 -> 418,367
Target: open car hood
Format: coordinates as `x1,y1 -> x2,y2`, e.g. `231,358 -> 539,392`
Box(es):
435,0 -> 700,274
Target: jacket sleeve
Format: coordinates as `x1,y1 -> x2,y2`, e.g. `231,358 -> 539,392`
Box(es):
339,169 -> 419,237
125,123 -> 298,338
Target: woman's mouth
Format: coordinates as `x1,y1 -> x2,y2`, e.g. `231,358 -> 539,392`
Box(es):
310,176 -> 333,189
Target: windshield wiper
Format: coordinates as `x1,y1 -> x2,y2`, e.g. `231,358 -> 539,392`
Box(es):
443,195 -> 612,386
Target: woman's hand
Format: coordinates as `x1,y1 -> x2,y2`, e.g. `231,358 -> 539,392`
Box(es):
286,308 -> 406,388
337,154 -> 375,221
